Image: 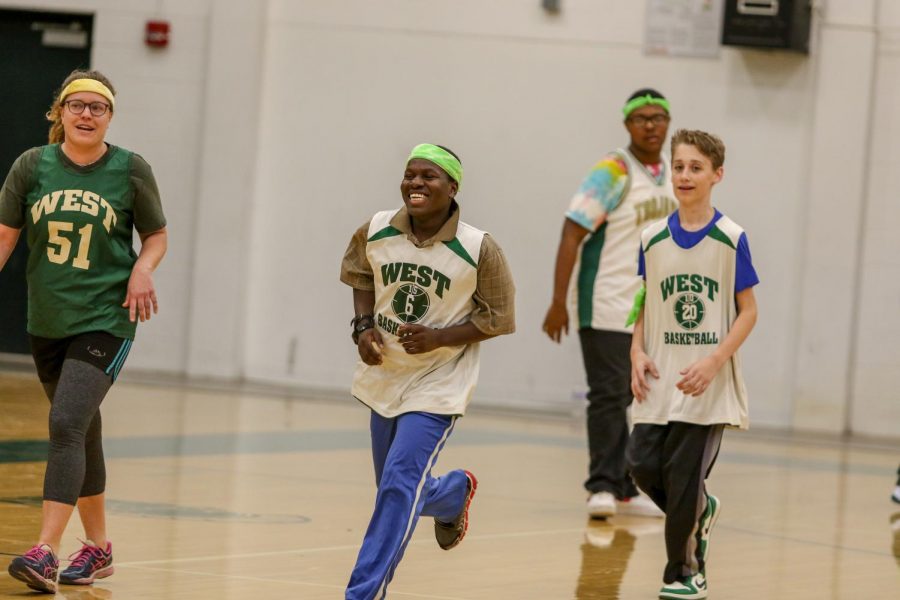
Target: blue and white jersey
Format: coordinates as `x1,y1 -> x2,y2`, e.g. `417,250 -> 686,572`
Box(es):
635,210 -> 758,429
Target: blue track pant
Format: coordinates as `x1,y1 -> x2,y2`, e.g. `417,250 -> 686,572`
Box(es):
346,411 -> 470,600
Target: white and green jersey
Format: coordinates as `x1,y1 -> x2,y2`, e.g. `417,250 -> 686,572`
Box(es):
569,148 -> 676,332
352,209 -> 486,417
634,214 -> 750,429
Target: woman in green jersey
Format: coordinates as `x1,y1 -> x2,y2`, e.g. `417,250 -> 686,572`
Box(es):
0,69 -> 167,593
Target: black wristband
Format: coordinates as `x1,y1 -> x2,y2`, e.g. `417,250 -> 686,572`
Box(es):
351,314 -> 375,344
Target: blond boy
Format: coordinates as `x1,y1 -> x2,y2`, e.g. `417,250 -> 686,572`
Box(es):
626,130 -> 759,599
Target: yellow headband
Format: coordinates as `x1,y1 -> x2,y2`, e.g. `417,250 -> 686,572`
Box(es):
58,79 -> 115,109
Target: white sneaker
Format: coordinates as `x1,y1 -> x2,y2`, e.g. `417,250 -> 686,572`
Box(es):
892,485 -> 900,504
587,491 -> 616,518
617,493 -> 664,518
659,572 -> 707,600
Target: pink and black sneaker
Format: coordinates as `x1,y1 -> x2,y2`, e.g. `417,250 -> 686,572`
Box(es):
59,540 -> 114,585
8,543 -> 59,593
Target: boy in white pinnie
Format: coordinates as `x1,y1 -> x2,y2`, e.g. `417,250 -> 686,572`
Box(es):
626,129 -> 759,599
340,144 -> 515,600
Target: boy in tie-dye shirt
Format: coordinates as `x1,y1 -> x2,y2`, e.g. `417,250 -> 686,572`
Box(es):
543,88 -> 677,520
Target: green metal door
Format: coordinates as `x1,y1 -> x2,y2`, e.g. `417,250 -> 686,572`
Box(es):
0,9 -> 93,353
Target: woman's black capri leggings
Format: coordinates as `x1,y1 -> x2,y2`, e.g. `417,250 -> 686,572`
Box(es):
30,331 -> 131,505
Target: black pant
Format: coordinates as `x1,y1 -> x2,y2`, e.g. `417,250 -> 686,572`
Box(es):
30,332 -> 129,505
578,328 -> 638,499
626,422 -> 724,583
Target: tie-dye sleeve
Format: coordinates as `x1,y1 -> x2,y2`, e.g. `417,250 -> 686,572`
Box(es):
564,152 -> 629,233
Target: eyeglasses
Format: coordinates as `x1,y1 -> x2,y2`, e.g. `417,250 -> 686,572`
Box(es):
64,99 -> 111,117
628,114 -> 670,127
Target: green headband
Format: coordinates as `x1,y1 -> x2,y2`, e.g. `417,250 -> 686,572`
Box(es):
622,94 -> 670,118
407,144 -> 462,187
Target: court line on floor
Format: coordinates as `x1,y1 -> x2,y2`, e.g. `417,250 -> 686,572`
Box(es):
115,527 -> 588,567
724,525 -> 893,557
116,518 -> 893,571
1,429 -> 893,477
119,564 -> 471,600
116,542 -> 363,566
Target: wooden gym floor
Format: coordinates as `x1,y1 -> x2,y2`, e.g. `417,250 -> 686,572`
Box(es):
0,371 -> 897,599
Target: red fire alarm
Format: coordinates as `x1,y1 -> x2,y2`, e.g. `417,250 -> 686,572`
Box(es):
145,20 -> 170,48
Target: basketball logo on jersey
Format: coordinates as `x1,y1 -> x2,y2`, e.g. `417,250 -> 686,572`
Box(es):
674,293 -> 705,330
391,284 -> 430,323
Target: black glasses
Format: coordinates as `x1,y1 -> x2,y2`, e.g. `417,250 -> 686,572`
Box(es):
628,114 -> 670,126
64,99 -> 111,117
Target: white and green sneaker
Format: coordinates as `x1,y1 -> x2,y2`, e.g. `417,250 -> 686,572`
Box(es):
697,494 -> 721,571
659,572 -> 707,600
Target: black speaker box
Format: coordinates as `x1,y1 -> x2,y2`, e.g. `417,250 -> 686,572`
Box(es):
722,0 -> 811,54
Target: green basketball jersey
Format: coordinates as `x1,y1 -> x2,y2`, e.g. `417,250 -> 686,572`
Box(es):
7,145 -> 163,339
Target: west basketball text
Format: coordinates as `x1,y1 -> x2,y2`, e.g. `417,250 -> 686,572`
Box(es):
381,262 -> 451,298
31,189 -> 118,233
376,312 -> 403,336
661,274 -> 719,302
664,331 -> 720,345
